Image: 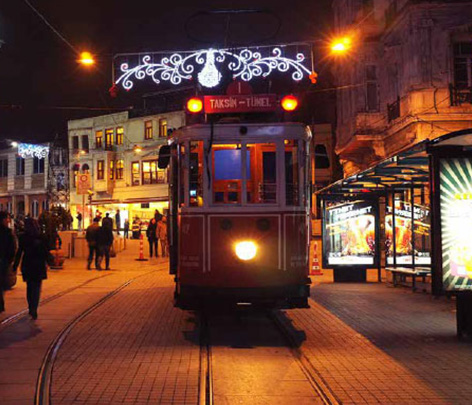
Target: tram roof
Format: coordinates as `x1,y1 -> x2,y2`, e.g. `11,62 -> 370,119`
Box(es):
170,122 -> 312,143
318,128 -> 472,196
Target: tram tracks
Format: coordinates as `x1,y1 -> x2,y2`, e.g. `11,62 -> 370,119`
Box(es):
32,269 -> 159,405
0,273 -> 113,329
199,309 -> 339,405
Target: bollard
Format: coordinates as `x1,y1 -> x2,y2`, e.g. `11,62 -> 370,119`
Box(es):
310,241 -> 323,276
135,233 -> 148,261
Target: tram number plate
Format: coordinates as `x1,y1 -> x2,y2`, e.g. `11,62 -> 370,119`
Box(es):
204,94 -> 277,114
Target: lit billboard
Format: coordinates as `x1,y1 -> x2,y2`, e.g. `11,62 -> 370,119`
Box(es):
323,200 -> 377,266
440,157 -> 472,291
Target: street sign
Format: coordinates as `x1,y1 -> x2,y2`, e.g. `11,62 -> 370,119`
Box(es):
203,94 -> 277,114
77,173 -> 91,195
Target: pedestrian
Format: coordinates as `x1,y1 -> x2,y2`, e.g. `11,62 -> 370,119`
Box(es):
115,209 -> 121,235
154,209 -> 163,222
85,217 -> 101,270
97,222 -> 114,270
0,211 -> 16,313
102,212 -> 113,230
76,212 -> 83,231
132,217 -> 140,239
146,218 -> 158,258
13,218 -> 50,320
123,218 -> 130,239
157,216 -> 168,257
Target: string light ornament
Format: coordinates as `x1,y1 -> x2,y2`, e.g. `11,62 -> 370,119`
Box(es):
18,143 -> 50,159
116,45 -> 312,90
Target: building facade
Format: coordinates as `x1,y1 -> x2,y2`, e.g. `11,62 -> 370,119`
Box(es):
0,143 -> 68,217
68,109 -> 185,229
333,0 -> 472,175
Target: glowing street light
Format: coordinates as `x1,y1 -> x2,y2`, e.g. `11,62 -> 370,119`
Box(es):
330,37 -> 352,54
78,51 -> 95,66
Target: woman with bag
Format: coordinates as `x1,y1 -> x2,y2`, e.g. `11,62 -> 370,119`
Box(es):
13,218 -> 50,320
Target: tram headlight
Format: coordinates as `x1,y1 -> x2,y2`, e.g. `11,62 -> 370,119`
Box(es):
235,241 -> 258,261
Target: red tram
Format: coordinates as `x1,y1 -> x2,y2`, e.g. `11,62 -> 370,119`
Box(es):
161,94 -> 312,309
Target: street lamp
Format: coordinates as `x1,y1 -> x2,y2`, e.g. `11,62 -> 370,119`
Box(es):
78,51 -> 95,66
330,37 -> 353,54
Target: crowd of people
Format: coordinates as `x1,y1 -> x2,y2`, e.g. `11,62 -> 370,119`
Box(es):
85,213 -> 115,270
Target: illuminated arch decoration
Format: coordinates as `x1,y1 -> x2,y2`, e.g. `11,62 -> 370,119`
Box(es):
115,45 -> 312,90
18,143 -> 49,159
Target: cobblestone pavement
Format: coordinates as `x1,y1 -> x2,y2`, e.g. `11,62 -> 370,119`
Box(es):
51,270 -> 200,405
284,283 -> 472,404
0,239 -> 164,404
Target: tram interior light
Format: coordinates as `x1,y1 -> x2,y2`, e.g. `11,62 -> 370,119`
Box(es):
187,97 -> 203,113
235,241 -> 258,261
281,95 -> 299,112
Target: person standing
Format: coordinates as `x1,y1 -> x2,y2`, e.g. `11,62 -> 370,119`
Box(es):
146,218 -> 158,258
13,218 -> 49,320
98,222 -> 114,270
115,209 -> 121,235
132,217 -> 140,239
102,212 -> 113,230
123,218 -> 130,239
76,212 -> 83,231
157,216 -> 168,257
0,212 -> 16,313
85,218 -> 101,270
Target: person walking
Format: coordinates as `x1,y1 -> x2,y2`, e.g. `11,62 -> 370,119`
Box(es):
85,218 -> 101,270
76,212 -> 83,231
13,218 -> 49,320
115,209 -> 121,235
146,218 -> 158,258
123,218 -> 129,239
102,212 -> 113,230
0,211 -> 16,313
157,216 -> 168,257
97,222 -> 114,270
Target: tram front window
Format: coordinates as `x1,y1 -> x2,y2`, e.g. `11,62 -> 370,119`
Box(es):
246,143 -> 277,204
212,144 -> 245,204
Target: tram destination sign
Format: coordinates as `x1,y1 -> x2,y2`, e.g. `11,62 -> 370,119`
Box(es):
203,94 -> 277,114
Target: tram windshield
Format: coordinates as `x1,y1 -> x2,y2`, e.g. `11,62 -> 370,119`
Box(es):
177,137 -> 308,208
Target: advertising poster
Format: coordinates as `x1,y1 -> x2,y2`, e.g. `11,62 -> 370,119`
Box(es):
440,157 -> 472,291
324,200 -> 377,266
385,201 -> 431,265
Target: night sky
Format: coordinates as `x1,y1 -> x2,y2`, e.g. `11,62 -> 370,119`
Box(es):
0,0 -> 333,144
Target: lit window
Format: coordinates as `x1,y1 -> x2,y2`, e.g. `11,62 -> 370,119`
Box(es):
95,131 -> 103,148
132,162 -> 140,186
116,127 -> 124,145
105,129 -> 114,149
33,157 -> 45,174
144,121 -> 153,140
142,160 -> 165,184
116,159 -> 124,180
97,160 -> 105,180
159,119 -> 167,137
109,160 -> 114,180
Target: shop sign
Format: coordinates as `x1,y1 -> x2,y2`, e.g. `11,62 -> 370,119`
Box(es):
323,200 -> 377,266
385,201 -> 431,265
203,94 -> 277,114
440,157 -> 472,291
77,173 -> 91,195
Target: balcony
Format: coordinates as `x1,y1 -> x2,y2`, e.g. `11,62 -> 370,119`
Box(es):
450,84 -> 472,106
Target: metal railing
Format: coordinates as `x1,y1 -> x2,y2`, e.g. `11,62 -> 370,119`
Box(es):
450,84 -> 472,106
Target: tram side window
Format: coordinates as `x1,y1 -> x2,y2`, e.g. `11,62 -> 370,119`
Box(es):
179,144 -> 186,207
212,145 -> 244,204
246,143 -> 277,204
189,141 -> 203,207
285,140 -> 300,206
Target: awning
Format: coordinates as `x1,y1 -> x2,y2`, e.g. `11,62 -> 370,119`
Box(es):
90,196 -> 168,205
318,128 -> 472,196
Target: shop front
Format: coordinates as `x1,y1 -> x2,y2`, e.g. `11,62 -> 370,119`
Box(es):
318,128 -> 472,337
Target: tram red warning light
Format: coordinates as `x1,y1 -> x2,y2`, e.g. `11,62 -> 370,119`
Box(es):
187,98 -> 203,113
281,95 -> 299,112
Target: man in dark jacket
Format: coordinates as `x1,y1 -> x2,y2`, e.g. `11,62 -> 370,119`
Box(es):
102,213 -> 113,231
146,218 -> 158,258
85,218 -> 101,270
0,211 -> 16,313
98,223 -> 114,270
